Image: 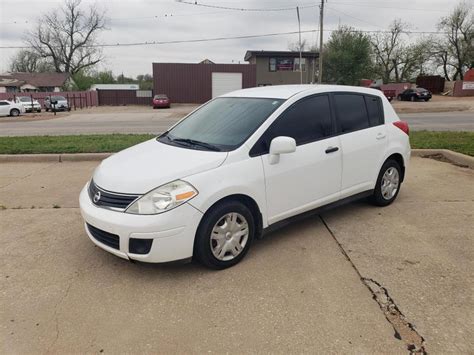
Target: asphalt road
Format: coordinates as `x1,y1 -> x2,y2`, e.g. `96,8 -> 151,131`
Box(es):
0,108 -> 472,136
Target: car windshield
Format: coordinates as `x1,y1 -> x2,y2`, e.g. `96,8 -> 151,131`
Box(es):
158,97 -> 284,152
18,97 -> 33,102
415,88 -> 427,92
52,96 -> 66,101
154,95 -> 168,99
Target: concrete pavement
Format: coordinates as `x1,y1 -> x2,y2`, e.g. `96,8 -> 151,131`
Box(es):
0,106 -> 472,136
1,157 -> 473,353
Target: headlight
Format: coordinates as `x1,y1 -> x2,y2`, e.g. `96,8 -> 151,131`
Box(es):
125,180 -> 198,215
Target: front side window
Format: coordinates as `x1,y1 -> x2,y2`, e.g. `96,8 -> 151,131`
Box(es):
250,95 -> 333,156
159,97 -> 284,152
334,94 -> 369,133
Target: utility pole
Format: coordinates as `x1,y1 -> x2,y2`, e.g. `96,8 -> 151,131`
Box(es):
318,0 -> 325,84
296,6 -> 303,84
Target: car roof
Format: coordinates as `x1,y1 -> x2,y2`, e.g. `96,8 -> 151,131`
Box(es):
221,84 -> 384,99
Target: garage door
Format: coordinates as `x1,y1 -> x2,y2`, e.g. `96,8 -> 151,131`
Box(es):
212,72 -> 243,98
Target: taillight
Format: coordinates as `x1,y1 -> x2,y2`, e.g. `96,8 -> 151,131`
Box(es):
393,121 -> 409,135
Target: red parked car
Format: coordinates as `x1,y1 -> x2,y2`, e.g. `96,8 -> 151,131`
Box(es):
152,94 -> 170,109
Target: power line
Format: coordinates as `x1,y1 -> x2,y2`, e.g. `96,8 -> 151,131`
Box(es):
326,6 -> 384,29
0,28 -> 448,49
329,1 -> 447,12
174,1 -> 318,12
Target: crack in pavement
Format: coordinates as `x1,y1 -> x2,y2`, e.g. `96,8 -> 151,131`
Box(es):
319,215 -> 427,354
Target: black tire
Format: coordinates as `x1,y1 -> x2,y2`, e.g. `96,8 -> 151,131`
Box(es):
194,200 -> 255,269
10,109 -> 20,117
45,108 -> 49,112
424,98 -> 430,102
397,95 -> 402,101
37,109 -> 41,113
410,95 -> 416,102
370,159 -> 402,207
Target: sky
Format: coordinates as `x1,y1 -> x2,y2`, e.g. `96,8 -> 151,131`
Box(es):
0,0 -> 459,78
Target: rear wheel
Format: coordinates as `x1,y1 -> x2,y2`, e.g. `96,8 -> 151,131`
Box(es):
370,159 -> 402,207
10,108 -> 20,117
410,96 -> 416,102
194,201 -> 254,269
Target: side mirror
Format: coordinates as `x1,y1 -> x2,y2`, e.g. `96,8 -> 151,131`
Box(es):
269,136 -> 296,164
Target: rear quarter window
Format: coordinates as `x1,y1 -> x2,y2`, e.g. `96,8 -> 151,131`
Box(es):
364,95 -> 384,126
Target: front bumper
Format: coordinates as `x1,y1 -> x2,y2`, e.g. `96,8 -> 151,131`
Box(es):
79,184 -> 203,263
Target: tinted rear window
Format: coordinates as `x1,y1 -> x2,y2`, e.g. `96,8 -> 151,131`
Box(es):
334,94 -> 369,133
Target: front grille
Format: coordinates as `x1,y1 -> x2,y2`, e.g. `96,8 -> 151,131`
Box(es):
87,223 -> 120,250
88,180 -> 140,210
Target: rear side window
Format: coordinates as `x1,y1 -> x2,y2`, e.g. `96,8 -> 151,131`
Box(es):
365,95 -> 384,126
334,94 -> 369,133
250,95 -> 332,156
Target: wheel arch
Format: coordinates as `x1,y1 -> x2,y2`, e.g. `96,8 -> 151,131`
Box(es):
197,194 -> 264,239
385,153 -> 405,182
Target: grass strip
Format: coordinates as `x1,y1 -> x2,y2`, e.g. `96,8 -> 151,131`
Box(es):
0,131 -> 472,156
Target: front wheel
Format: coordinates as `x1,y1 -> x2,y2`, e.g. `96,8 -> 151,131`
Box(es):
370,159 -> 402,207
10,109 -> 20,117
194,201 -> 254,269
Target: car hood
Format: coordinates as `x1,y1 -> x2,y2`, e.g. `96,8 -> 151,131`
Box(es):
93,139 -> 228,194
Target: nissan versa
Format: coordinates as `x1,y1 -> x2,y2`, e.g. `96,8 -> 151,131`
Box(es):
80,85 -> 410,269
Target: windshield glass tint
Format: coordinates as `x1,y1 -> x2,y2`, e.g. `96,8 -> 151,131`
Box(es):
154,95 -> 167,99
19,97 -> 31,102
162,97 -> 284,151
52,96 -> 66,101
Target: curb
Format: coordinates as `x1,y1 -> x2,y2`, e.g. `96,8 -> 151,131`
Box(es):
411,149 -> 474,169
0,150 -> 473,169
0,153 -> 113,163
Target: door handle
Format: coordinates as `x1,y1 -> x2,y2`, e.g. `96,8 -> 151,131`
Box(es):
325,146 -> 339,154
376,133 -> 386,140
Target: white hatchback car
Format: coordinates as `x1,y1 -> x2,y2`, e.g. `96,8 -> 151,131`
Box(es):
80,85 -> 410,269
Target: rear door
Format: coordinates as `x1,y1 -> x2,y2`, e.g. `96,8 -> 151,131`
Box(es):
333,93 -> 387,198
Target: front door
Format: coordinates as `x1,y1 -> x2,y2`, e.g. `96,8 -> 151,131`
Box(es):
251,94 -> 342,224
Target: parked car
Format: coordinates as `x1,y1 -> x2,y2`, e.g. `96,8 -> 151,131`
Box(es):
370,85 -> 395,102
397,88 -> 432,102
80,85 -> 410,269
0,100 -> 25,117
44,95 -> 70,111
152,94 -> 170,108
15,96 -> 41,113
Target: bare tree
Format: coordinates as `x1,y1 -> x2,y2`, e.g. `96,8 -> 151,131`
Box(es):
26,0 -> 107,75
9,50 -> 54,72
437,1 -> 473,80
288,39 -> 308,52
371,19 -> 407,83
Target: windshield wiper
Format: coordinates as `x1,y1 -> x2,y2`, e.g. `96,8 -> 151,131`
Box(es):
171,138 -> 222,151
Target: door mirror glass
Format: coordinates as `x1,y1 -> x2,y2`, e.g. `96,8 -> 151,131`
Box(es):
269,136 -> 296,164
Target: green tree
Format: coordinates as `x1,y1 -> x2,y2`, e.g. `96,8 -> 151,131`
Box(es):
323,26 -> 374,85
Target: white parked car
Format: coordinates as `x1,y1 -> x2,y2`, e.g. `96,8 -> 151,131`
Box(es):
15,96 -> 42,113
0,100 -> 25,117
80,85 -> 411,269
